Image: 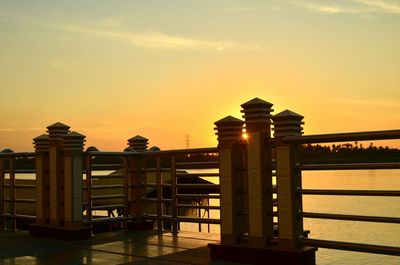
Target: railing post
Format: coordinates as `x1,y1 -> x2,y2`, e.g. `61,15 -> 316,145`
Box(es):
241,98 -> 274,247
125,135 -> 153,230
214,116 -> 245,245
30,123 -> 91,240
33,134 -> 50,226
63,131 -> 85,228
272,110 -> 305,249
0,152 -> 4,230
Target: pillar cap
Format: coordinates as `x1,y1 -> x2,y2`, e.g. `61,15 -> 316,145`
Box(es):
214,115 -> 244,126
86,146 -> 99,152
1,148 -> 14,153
272,110 -> 304,138
33,134 -> 49,151
240,97 -> 273,109
47,122 -> 70,136
214,116 -> 244,146
63,131 -> 86,151
273,110 -> 304,121
128,135 -> 148,142
127,135 -> 149,151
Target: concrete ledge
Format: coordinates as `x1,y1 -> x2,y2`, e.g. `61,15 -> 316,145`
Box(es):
29,224 -> 92,240
127,220 -> 154,231
208,243 -> 317,265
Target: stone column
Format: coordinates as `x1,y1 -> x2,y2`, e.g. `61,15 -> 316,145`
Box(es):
214,116 -> 246,245
63,131 -> 85,227
30,123 -> 91,240
272,110 -> 305,249
241,98 -> 274,247
47,122 -> 70,226
125,136 -> 153,230
33,134 -> 50,225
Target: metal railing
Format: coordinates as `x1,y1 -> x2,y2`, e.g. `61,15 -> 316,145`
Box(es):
0,152 -> 36,231
141,147 -> 220,234
281,129 -> 400,256
84,147 -> 221,234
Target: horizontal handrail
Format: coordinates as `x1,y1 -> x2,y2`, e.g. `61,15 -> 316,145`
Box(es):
300,163 -> 400,171
301,212 -> 400,224
92,204 -> 125,210
283,130 -> 400,144
301,238 -> 400,256
91,194 -> 125,200
301,189 -> 400,196
0,152 -> 35,158
177,204 -> 220,210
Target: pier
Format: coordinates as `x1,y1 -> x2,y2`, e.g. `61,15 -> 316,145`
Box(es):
1,97 -> 400,264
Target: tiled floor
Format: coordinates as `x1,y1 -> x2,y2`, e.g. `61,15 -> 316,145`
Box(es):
0,230 -> 246,265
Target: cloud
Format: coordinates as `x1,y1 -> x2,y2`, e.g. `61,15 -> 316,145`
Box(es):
351,0 -> 400,14
293,0 -> 400,15
53,24 -> 255,51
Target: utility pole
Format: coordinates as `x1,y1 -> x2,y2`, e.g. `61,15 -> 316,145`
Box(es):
185,134 -> 190,149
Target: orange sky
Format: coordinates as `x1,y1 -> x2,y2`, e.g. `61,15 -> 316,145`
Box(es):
1,1 -> 399,151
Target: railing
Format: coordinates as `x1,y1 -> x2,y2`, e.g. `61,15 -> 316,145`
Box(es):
281,129 -> 400,256
0,151 -> 36,231
84,147 -> 220,234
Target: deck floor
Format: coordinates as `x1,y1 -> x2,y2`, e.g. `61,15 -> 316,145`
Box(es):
0,230 -> 246,265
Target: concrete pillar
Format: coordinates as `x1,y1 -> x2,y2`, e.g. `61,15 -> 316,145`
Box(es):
272,110 -> 304,249
63,131 -> 85,227
125,136 -> 153,230
30,123 -> 91,240
214,116 -> 246,245
241,98 -> 274,247
47,122 -> 70,226
33,134 -> 50,225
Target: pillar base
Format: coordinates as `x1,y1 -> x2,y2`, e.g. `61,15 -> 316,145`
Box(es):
29,224 -> 91,240
208,243 -> 317,265
127,220 -> 154,231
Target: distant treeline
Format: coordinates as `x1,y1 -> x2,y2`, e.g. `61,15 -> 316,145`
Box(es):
3,142 -> 400,170
300,142 -> 400,163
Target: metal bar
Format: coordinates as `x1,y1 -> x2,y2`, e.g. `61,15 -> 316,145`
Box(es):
171,155 -> 178,234
144,168 -> 171,173
5,184 -> 36,189
4,170 -> 36,174
91,216 -> 127,224
301,238 -> 400,256
144,147 -> 218,155
0,158 -> 4,230
283,130 -> 400,144
301,189 -> 400,196
3,199 -> 36,203
89,184 -> 124,190
144,214 -> 172,220
9,158 -> 16,231
85,157 -> 93,227
90,164 -> 124,170
176,194 -> 220,199
90,174 -> 124,179
156,155 -> 163,233
177,216 -> 221,224
0,152 -> 35,158
176,172 -> 219,177
175,161 -> 219,169
86,151 -> 131,157
91,194 -> 125,200
146,198 -> 172,203
92,204 -> 125,210
302,212 -> 400,224
122,157 -> 129,229
4,214 -> 36,220
176,184 -> 220,189
301,163 -> 400,171
177,204 -> 220,210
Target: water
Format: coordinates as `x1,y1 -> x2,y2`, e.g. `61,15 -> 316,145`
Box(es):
302,169 -> 400,265
6,169 -> 400,264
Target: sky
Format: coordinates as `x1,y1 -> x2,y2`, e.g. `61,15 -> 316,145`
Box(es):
1,0 -> 399,151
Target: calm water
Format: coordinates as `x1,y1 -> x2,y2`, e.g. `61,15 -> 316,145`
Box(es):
184,169 -> 400,265
8,169 -> 400,264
